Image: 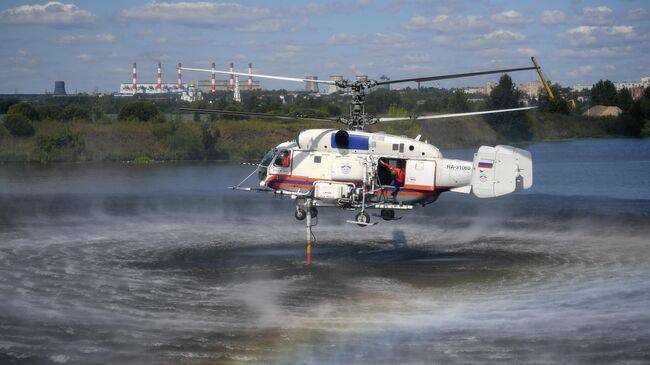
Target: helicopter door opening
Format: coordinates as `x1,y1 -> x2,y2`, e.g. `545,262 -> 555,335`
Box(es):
377,158 -> 406,186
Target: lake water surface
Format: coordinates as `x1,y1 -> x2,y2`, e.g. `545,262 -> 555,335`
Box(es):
1,138 -> 649,364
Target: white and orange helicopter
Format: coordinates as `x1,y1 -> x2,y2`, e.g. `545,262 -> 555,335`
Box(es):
183,58 -> 546,263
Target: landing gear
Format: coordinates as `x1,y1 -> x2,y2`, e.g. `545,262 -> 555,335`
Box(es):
355,212 -> 370,227
380,209 -> 395,221
309,207 -> 318,218
295,208 -> 307,221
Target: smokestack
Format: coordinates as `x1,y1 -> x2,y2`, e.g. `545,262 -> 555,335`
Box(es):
132,62 -> 137,94
156,62 -> 161,92
248,63 -> 253,91
229,62 -> 234,91
177,62 -> 183,90
211,62 -> 216,93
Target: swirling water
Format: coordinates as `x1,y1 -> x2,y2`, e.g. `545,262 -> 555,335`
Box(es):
0,138 -> 649,364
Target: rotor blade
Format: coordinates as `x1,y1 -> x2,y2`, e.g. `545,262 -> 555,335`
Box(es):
374,66 -> 537,86
181,67 -> 336,85
179,108 -> 339,123
378,106 -> 537,122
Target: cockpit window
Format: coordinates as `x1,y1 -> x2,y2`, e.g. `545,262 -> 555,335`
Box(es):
274,149 -> 291,167
260,148 -> 276,168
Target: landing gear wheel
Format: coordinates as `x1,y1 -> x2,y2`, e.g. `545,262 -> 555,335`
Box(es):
380,209 -> 395,221
295,208 -> 307,221
355,212 -> 370,227
309,207 -> 318,218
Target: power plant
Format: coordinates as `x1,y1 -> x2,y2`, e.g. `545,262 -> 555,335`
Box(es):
116,62 -> 259,98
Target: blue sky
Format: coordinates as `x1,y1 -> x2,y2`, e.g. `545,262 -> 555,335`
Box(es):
0,0 -> 648,93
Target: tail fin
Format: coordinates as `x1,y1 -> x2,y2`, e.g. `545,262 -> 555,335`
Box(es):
471,145 -> 533,198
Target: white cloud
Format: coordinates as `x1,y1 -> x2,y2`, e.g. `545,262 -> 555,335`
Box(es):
329,32 -> 415,50
5,49 -> 40,65
431,29 -> 526,49
568,65 -> 593,77
557,46 -> 633,58
60,34 -> 115,43
516,47 -> 538,57
491,10 -> 531,25
0,2 -> 95,27
565,25 -> 645,46
401,54 -> 431,62
540,10 -> 566,25
120,2 -> 290,32
627,8 -> 649,21
77,53 -> 93,62
577,6 -> 614,26
405,15 -> 489,32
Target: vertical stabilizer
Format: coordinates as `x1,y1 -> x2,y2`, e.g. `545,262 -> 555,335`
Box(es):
471,145 -> 533,198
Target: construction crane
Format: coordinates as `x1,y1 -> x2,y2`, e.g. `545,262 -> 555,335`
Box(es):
531,57 -> 576,109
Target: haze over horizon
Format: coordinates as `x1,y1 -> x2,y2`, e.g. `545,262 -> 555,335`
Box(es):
0,0 -> 648,94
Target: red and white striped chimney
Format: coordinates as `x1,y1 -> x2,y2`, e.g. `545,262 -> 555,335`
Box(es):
177,62 -> 183,90
132,62 -> 137,94
156,62 -> 162,92
229,62 -> 234,91
211,62 -> 216,93
248,63 -> 253,91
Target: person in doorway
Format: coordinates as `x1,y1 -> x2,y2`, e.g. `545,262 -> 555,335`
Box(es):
379,160 -> 404,201
275,150 -> 291,167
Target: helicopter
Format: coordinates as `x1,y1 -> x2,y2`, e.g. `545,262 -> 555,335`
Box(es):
181,58 -> 545,263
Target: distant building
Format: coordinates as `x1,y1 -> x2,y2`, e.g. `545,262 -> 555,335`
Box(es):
118,83 -> 185,95
463,82 -> 496,95
328,75 -> 344,94
518,80 -> 543,99
572,84 -> 591,92
197,79 -> 260,93
377,75 -> 390,90
53,81 -> 66,95
305,76 -> 319,93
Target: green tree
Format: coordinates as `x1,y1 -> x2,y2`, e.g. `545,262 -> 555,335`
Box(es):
118,101 -> 159,121
7,102 -> 39,120
3,114 -> 35,136
616,88 -> 633,113
590,80 -> 618,106
447,90 -> 469,112
539,84 -> 570,114
485,74 -> 530,141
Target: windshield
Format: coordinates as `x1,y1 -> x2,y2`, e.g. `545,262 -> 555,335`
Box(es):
257,148 -> 277,181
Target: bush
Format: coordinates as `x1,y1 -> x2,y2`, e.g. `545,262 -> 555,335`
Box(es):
35,127 -> 85,162
118,101 -> 159,121
38,105 -> 63,121
0,97 -> 20,114
62,105 -> 91,122
8,102 -> 39,120
3,114 -> 35,136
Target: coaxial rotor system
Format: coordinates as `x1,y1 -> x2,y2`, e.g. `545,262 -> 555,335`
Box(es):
181,58 -> 543,130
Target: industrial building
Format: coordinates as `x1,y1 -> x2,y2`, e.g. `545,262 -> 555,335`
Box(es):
115,62 -> 259,99
305,76 -> 319,93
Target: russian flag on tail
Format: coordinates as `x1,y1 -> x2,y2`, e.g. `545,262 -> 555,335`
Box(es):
478,161 -> 493,169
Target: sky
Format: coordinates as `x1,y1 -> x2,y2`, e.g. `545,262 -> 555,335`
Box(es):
0,0 -> 649,94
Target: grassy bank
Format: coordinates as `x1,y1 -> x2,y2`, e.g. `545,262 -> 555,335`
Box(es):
0,112 -> 647,163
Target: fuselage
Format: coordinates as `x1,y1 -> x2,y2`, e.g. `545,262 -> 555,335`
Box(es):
260,129 -> 474,205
